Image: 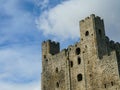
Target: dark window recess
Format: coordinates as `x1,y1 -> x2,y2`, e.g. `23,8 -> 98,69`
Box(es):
75,48 -> 81,55
67,57 -> 69,60
81,38 -> 83,41
85,31 -> 89,36
104,84 -> 106,88
70,61 -> 73,67
56,68 -> 58,73
99,29 -> 102,36
43,86 -> 46,90
46,59 -> 48,62
85,45 -> 87,48
77,74 -> 82,81
78,57 -> 81,64
56,82 -> 59,88
69,48 -> 71,51
44,55 -> 46,59
89,74 -> 92,77
111,82 -> 113,86
88,61 -> 89,64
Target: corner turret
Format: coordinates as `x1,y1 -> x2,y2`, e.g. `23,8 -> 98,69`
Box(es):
42,39 -> 60,56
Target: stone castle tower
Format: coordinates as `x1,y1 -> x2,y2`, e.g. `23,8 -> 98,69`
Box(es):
41,14 -> 120,90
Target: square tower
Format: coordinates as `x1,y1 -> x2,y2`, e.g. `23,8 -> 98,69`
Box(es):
79,14 -> 120,90
80,14 -> 107,59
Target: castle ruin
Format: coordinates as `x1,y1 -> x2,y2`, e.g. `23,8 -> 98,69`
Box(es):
41,14 -> 120,90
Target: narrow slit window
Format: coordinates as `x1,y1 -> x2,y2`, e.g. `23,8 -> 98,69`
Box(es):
70,61 -> 73,67
78,57 -> 81,64
104,84 -> 106,88
56,68 -> 58,73
111,82 -> 113,86
56,82 -> 59,88
99,29 -> 102,36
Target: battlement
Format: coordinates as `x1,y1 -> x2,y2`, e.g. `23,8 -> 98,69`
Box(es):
42,40 -> 60,56
105,36 -> 120,51
80,14 -> 103,24
42,40 -> 59,45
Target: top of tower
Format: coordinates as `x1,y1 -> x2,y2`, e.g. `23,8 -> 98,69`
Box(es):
42,39 -> 59,45
80,14 -> 103,23
42,40 -> 60,55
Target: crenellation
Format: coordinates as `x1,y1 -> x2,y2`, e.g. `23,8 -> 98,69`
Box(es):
90,14 -> 95,18
41,14 -> 120,90
80,19 -> 84,23
85,16 -> 90,20
95,16 -> 102,21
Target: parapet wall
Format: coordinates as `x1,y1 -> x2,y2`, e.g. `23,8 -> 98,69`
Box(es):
105,36 -> 120,74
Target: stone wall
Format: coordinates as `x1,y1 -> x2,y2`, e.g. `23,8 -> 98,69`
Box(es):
105,36 -> 120,75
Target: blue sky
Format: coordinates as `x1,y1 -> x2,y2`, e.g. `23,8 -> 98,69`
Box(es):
0,0 -> 120,90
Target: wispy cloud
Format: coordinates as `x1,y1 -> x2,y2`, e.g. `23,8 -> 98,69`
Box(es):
0,81 -> 40,90
0,0 -> 40,46
0,0 -> 42,90
36,0 -> 120,42
35,0 -> 49,10
0,43 -> 41,90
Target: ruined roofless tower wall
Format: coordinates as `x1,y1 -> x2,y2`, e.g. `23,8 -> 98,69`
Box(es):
80,14 -> 120,90
41,14 -> 120,90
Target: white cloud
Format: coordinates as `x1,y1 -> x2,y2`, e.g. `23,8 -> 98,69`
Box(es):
0,0 -> 42,89
0,0 -> 39,45
36,0 -> 120,42
0,46 -> 41,78
0,44 -> 41,90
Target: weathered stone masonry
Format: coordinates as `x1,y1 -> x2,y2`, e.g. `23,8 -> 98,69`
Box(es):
41,14 -> 120,90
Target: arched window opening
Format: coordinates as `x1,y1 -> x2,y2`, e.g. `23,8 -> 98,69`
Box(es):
75,47 -> 81,55
77,74 -> 82,81
78,57 -> 81,64
85,31 -> 89,36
